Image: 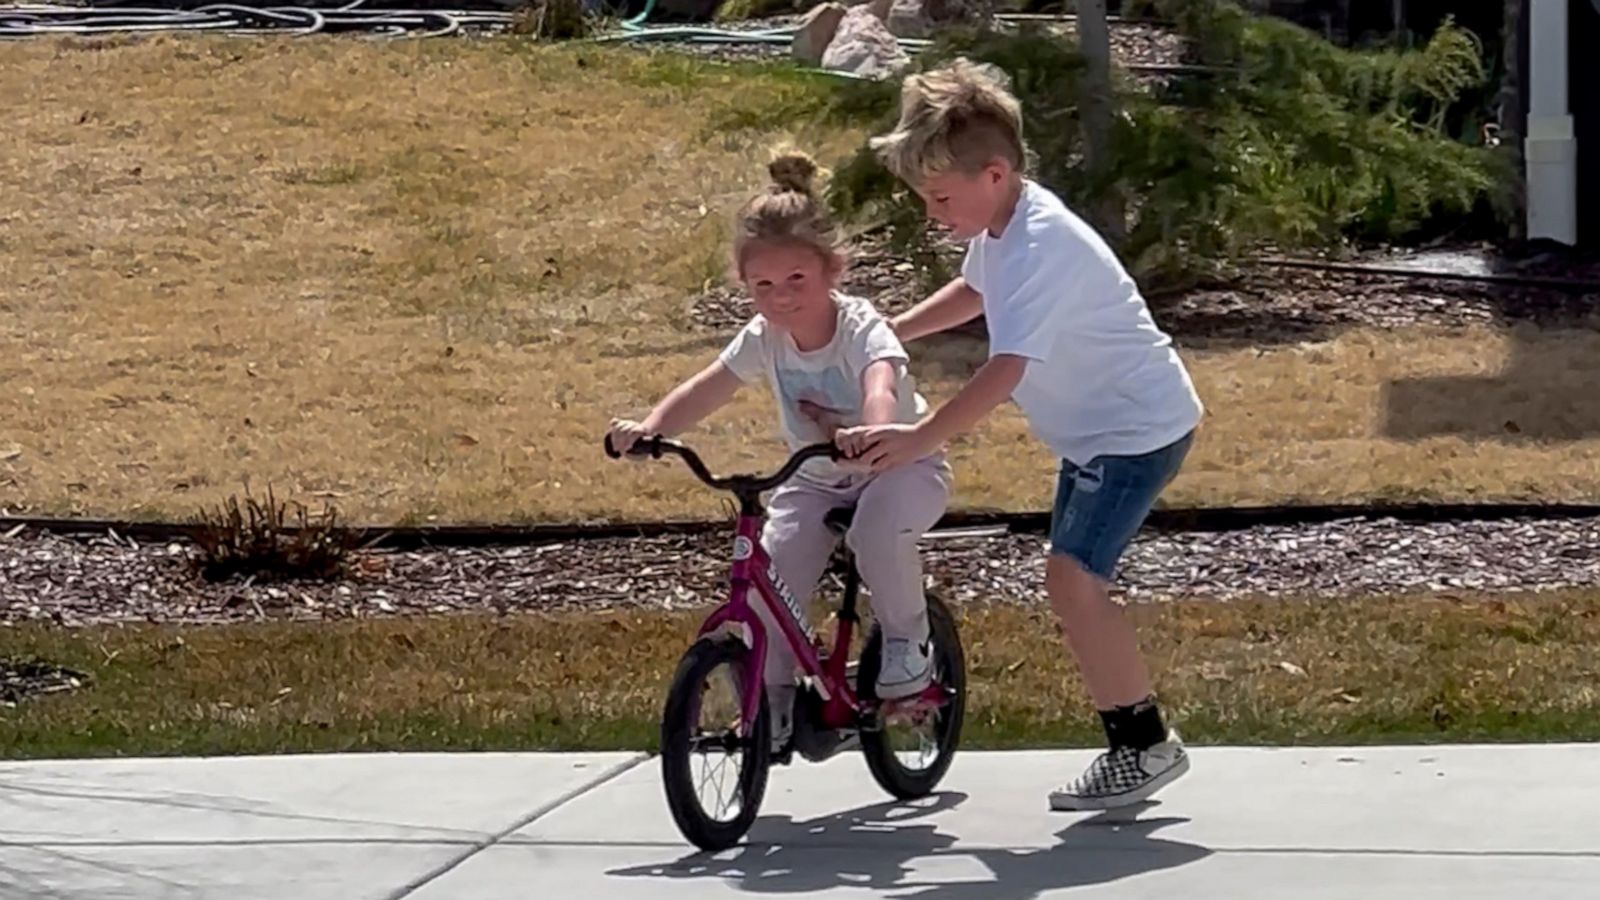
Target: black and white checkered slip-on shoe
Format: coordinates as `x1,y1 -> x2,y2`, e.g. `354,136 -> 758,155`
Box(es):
1049,730 -> 1190,811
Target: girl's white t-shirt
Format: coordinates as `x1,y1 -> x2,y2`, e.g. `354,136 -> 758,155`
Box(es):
961,179 -> 1204,466
718,293 -> 928,481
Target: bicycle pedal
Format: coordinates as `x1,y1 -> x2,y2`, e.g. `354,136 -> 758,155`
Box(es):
891,706 -> 936,727
876,690 -> 949,724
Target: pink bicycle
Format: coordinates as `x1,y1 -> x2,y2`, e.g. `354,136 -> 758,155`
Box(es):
605,434 -> 967,851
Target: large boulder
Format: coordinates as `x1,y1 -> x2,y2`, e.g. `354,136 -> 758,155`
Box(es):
820,2 -> 910,79
791,2 -> 847,66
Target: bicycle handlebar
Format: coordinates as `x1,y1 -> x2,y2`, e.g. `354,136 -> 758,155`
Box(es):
604,433 -> 844,496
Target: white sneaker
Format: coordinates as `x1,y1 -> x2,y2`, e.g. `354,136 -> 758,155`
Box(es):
875,638 -> 932,700
1049,730 -> 1190,811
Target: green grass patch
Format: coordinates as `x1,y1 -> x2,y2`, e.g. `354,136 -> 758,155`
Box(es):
6,590 -> 1599,759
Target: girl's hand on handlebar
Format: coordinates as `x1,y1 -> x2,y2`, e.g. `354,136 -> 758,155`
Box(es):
606,418 -> 653,460
837,422 -> 930,472
834,424 -> 873,458
830,425 -> 873,472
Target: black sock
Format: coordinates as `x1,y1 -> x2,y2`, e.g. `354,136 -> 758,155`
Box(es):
1098,695 -> 1167,752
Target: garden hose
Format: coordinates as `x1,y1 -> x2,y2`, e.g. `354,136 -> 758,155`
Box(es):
1,0 -> 937,55
599,0 -> 934,49
0,1 -> 512,38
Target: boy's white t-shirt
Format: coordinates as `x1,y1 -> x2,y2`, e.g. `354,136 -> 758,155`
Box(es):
961,179 -> 1204,466
718,293 -> 928,481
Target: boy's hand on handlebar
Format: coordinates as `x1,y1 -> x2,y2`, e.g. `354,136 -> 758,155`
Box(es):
835,423 -> 933,472
802,402 -> 878,470
605,418 -> 654,460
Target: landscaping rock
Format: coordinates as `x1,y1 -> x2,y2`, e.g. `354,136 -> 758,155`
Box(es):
820,3 -> 910,80
791,2 -> 847,65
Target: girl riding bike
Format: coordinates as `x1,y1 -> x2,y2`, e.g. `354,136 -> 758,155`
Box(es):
605,150 -> 952,757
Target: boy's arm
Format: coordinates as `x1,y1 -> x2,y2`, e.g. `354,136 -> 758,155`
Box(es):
919,354 -> 1026,445
892,277 -> 983,343
846,354 -> 1027,471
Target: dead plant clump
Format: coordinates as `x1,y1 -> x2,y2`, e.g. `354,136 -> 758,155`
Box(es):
190,486 -> 358,584
1,657 -> 90,707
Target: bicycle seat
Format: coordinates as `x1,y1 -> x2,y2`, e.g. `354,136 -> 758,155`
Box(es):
824,505 -> 855,535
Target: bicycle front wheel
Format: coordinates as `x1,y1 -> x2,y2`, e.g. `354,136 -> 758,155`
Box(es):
856,590 -> 967,799
659,633 -> 771,852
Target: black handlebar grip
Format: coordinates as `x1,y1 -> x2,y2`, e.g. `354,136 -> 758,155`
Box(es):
605,433 -> 663,459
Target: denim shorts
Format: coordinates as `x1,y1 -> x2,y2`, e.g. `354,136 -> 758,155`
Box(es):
1049,429 -> 1195,581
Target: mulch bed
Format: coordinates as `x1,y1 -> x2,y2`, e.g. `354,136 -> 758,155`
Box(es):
633,16 -> 1189,72
1148,265 -> 1600,345
5,515 -> 1598,626
690,229 -> 1600,343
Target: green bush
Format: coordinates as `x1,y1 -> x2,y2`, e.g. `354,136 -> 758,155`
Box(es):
822,1 -> 1512,290
512,0 -> 595,40
713,0 -> 803,22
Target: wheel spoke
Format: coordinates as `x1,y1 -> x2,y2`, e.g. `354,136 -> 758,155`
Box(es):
663,639 -> 771,851
706,753 -> 728,818
858,600 -> 964,797
684,656 -> 754,825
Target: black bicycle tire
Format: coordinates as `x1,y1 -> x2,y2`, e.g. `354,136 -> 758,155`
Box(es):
659,633 -> 771,851
856,591 -> 967,799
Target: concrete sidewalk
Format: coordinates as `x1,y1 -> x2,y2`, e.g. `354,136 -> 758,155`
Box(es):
3,745 -> 1597,899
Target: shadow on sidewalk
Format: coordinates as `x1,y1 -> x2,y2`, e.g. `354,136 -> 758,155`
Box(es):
605,791 -> 1212,897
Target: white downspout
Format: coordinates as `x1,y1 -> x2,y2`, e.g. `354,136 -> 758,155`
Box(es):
1525,0 -> 1578,245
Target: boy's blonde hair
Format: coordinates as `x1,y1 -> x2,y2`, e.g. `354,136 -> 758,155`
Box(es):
869,57 -> 1027,184
732,149 -> 842,274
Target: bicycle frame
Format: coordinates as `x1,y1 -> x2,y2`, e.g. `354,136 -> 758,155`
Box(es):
603,433 -> 945,743
696,509 -> 861,739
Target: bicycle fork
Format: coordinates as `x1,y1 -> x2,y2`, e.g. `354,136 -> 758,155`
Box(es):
696,514 -> 859,742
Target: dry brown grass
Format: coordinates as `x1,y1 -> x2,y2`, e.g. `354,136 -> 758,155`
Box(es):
2,36 -> 1596,526
7,590 -> 1600,757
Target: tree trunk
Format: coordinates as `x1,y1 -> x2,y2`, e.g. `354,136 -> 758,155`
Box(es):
1497,0 -> 1526,240
1075,0 -> 1126,244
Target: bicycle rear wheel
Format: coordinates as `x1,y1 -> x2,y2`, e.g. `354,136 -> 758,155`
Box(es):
855,591 -> 966,799
660,633 -> 771,851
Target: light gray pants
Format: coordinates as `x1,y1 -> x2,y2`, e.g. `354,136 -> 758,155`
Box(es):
754,454 -> 952,688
